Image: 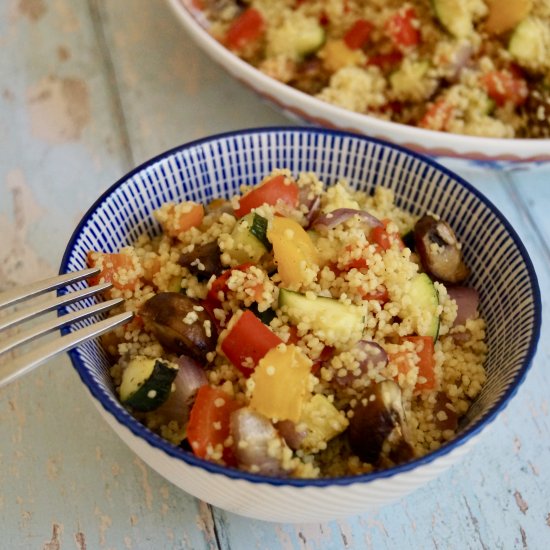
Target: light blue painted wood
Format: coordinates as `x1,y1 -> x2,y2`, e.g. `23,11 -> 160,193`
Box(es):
1,0 -> 549,548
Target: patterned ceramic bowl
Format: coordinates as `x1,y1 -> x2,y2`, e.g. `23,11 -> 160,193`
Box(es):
166,0 -> 550,172
60,128 -> 540,523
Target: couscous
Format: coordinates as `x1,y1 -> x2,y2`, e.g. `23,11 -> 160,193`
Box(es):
88,169 -> 487,478
198,0 -> 550,138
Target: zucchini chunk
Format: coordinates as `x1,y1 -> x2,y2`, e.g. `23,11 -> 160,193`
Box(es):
408,273 -> 440,340
119,357 -> 179,412
279,288 -> 364,346
228,212 -> 270,264
432,0 -> 473,38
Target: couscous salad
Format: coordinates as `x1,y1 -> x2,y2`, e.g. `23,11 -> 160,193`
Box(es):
199,0 -> 550,138
88,170 -> 486,478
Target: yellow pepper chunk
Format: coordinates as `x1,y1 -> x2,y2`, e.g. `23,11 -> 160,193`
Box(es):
249,344 -> 312,423
299,394 -> 349,452
267,216 -> 320,287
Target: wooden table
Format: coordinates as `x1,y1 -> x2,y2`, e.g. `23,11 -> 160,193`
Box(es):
1,1 -> 549,548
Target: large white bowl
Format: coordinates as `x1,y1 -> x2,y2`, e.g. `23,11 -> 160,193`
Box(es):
167,0 -> 550,172
60,128 -> 541,523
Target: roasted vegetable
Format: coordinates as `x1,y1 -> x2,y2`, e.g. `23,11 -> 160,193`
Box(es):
140,292 -> 217,361
348,380 -> 414,464
178,241 -> 223,280
414,214 -> 469,283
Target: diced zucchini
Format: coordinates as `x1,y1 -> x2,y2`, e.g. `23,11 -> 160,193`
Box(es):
432,0 -> 473,37
509,17 -> 549,69
119,357 -> 178,412
227,212 -> 269,264
279,288 -> 364,346
299,394 -> 349,452
408,273 -> 440,340
267,13 -> 325,60
389,61 -> 430,96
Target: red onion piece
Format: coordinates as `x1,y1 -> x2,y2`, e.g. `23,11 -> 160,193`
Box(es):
275,419 -> 307,450
154,355 -> 207,423
230,408 -> 287,476
334,340 -> 388,386
447,286 -> 479,326
312,208 -> 382,231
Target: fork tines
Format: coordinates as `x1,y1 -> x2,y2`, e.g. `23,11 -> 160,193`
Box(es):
0,267 -> 133,389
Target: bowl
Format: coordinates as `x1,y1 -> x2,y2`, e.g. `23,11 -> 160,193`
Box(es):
60,127 -> 541,523
166,0 -> 550,172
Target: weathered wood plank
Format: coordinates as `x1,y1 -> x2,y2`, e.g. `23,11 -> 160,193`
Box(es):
0,1 -> 216,547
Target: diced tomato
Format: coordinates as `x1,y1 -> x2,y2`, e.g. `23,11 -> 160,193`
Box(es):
311,344 -> 334,375
361,285 -> 389,304
404,336 -> 436,390
418,99 -> 454,131
286,325 -> 300,345
190,0 -> 204,9
186,386 -> 240,464
226,8 -> 265,51
221,310 -> 284,376
207,263 -> 254,303
343,19 -> 373,49
480,70 -> 528,107
87,251 -> 140,291
370,219 -> 404,251
366,50 -> 403,71
235,175 -> 299,218
385,7 -> 420,48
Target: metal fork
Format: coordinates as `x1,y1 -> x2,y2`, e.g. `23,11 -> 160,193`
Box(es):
0,267 -> 133,389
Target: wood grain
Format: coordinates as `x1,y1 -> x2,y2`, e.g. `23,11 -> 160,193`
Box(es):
1,0 -> 549,548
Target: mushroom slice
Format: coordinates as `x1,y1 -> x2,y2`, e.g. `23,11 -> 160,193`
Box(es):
230,408 -> 288,476
348,380 -> 414,465
414,214 -> 470,283
140,292 -> 217,361
179,241 -> 223,280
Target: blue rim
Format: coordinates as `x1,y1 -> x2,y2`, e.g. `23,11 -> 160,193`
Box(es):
60,126 -> 542,488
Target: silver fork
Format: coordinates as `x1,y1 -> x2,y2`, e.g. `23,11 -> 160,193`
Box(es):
0,267 -> 133,389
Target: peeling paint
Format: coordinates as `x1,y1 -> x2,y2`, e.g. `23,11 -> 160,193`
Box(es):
133,457 -> 153,511
57,45 -> 70,62
0,169 -> 52,289
546,513 -> 550,527
46,454 -> 62,480
43,522 -> 62,550
195,501 -> 217,550
94,506 -> 113,546
74,531 -> 86,550
18,0 -> 46,21
27,76 -> 90,143
514,491 -> 529,515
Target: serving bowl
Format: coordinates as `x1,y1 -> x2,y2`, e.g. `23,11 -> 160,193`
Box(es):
166,0 -> 550,172
60,127 -> 540,523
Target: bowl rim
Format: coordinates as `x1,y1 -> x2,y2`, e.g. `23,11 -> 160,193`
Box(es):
165,0 -> 550,164
60,126 -> 542,487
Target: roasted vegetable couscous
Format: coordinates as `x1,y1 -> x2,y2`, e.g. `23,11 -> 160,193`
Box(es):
89,169 -> 487,478
198,0 -> 550,138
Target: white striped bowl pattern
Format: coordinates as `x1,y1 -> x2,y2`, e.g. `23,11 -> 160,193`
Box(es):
60,128 -> 541,522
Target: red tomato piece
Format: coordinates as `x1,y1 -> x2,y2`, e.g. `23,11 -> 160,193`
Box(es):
343,19 -> 373,49
480,70 -> 528,107
370,219 -> 404,251
207,263 -> 254,303
186,386 -> 240,463
366,50 -> 403,71
234,175 -> 299,218
221,310 -> 283,376
226,8 -> 265,51
418,99 -> 454,131
404,336 -> 436,390
385,7 -> 420,48
361,285 -> 389,304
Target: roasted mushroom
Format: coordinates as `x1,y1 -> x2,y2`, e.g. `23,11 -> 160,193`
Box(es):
414,214 -> 470,283
140,292 -> 217,361
178,241 -> 223,280
348,380 -> 414,465
230,408 -> 288,476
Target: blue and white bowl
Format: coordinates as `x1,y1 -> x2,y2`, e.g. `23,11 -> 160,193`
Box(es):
60,128 -> 541,523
